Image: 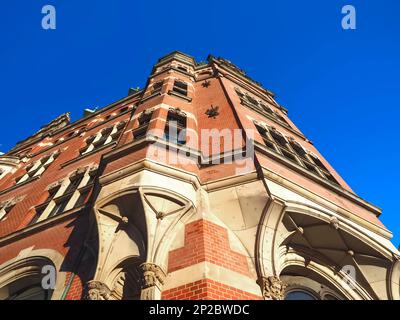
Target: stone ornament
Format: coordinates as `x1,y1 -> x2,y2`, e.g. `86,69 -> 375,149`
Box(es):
139,263 -> 166,289
330,216 -> 340,230
85,281 -> 111,300
259,276 -> 287,300
47,180 -> 64,191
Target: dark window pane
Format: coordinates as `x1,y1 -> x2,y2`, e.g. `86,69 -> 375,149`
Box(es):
75,190 -> 90,207
65,175 -> 84,194
173,81 -> 188,96
285,290 -> 317,300
48,199 -> 69,218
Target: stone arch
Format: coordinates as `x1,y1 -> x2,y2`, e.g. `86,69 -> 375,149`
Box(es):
0,248 -> 67,300
257,200 -> 397,300
89,185 -> 195,300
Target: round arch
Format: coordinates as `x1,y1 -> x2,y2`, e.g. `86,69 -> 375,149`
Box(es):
0,248 -> 67,300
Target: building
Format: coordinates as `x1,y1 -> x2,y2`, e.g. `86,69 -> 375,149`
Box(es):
0,51 -> 399,300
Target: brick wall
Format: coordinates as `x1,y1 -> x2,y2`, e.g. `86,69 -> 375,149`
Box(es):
168,219 -> 251,277
162,279 -> 262,300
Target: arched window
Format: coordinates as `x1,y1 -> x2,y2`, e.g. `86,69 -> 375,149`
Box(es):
285,289 -> 317,300
1,276 -> 53,300
6,284 -> 51,300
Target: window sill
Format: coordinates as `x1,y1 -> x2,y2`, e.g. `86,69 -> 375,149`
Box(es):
168,90 -> 192,102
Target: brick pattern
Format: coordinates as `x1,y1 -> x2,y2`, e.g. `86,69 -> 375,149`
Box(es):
64,273 -> 84,300
162,279 -> 262,300
168,219 -> 250,276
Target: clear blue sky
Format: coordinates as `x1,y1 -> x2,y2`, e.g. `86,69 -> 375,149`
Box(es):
1,1 -> 399,246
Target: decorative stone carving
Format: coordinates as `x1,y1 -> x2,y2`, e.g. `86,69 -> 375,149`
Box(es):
47,180 -> 64,191
139,263 -> 166,300
168,107 -> 186,118
258,276 -> 287,300
1,195 -> 26,209
85,281 -> 111,300
89,164 -> 99,173
205,105 -> 220,119
140,263 -> 166,289
202,80 -> 211,88
330,216 -> 340,230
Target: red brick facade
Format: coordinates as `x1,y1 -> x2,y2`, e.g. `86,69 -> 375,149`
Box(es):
0,51 -> 392,300
162,279 -> 262,300
168,219 -> 251,277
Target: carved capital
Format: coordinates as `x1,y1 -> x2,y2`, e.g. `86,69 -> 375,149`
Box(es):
139,262 -> 166,289
85,281 -> 111,300
258,276 -> 287,300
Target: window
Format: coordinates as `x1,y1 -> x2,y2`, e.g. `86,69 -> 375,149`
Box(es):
246,95 -> 259,107
133,111 -> 153,141
290,140 -> 307,159
48,197 -> 69,218
309,154 -> 340,185
285,290 -> 317,300
29,183 -> 62,225
29,167 -> 96,225
177,66 -> 188,72
6,283 -> 51,300
236,88 -> 291,128
16,152 -> 59,184
172,80 -> 188,96
0,201 -> 16,221
64,173 -> 84,195
254,122 -> 340,186
151,81 -> 163,95
164,110 -> 187,145
80,122 -> 125,155
255,124 -> 276,151
75,188 -> 90,207
119,106 -> 129,113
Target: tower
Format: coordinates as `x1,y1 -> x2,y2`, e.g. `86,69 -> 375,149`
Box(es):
0,51 -> 398,300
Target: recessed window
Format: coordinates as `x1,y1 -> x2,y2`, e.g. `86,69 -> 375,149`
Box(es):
6,283 -> 52,300
151,81 -> 164,95
30,168 -> 96,226
285,290 -> 317,300
64,174 -> 84,195
48,197 -> 69,218
255,124 -> 276,151
270,130 -> 288,148
80,122 -> 125,155
172,80 -> 188,96
164,110 -> 187,145
133,111 -> 153,141
16,152 -> 58,184
177,66 -> 188,72
246,95 -> 259,106
0,201 -> 16,221
290,141 -> 307,159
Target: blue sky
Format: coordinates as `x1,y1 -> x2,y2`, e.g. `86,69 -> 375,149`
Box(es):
0,1 -> 399,246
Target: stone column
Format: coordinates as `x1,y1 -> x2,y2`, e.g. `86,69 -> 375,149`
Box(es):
139,262 -> 166,300
258,276 -> 287,300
